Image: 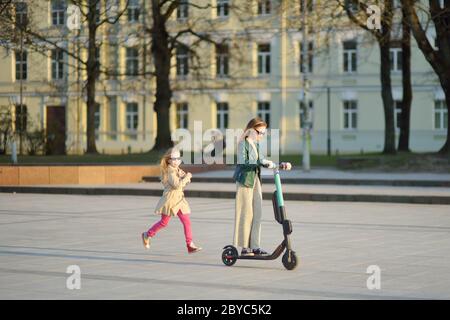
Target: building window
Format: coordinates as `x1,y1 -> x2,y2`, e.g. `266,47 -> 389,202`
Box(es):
15,50 -> 27,80
343,40 -> 357,73
299,101 -> 314,129
177,0 -> 189,20
344,0 -> 359,13
300,0 -> 313,13
257,102 -> 271,127
126,103 -> 139,139
108,43 -> 118,79
257,44 -> 271,75
108,97 -> 117,140
15,2 -> 28,26
176,103 -> 189,129
95,1 -> 101,23
217,0 -> 229,17
257,0 -> 271,15
94,103 -> 100,140
51,49 -> 65,80
51,0 -> 65,26
216,102 -> 229,130
176,45 -> 189,77
128,0 -> 140,22
394,100 -> 402,131
95,47 -> 101,79
126,48 -> 139,76
390,47 -> 403,72
216,44 -> 229,78
343,100 -> 358,130
15,104 -> 27,133
300,41 -> 314,73
434,100 -> 448,130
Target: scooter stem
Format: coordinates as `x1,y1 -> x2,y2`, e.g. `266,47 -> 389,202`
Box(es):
273,167 -> 285,207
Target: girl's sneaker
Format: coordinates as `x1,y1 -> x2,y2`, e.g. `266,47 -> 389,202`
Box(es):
141,232 -> 151,249
187,242 -> 202,254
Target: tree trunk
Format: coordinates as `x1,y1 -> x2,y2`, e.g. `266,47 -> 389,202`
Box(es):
398,5 -> 412,152
439,79 -> 450,154
150,1 -> 173,151
379,40 -> 396,154
85,0 -> 98,154
404,0 -> 450,155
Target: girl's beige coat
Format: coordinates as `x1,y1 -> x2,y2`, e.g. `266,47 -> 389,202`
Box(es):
154,166 -> 191,216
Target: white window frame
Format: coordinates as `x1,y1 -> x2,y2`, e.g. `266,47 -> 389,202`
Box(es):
216,44 -> 229,78
343,100 -> 358,130
126,47 -> 139,77
343,40 -> 357,73
51,0 -> 66,26
15,50 -> 27,81
434,100 -> 448,130
128,0 -> 140,22
257,44 -> 271,75
217,0 -> 230,18
108,96 -> 118,140
345,0 -> 359,13
94,103 -> 101,140
15,2 -> 28,26
177,0 -> 189,20
257,101 -> 271,127
299,100 -> 314,129
216,102 -> 229,130
300,41 -> 314,73
176,103 -> 189,129
51,49 -> 65,80
126,102 -> 139,139
257,0 -> 271,15
390,47 -> 402,73
394,100 -> 402,131
176,46 -> 189,77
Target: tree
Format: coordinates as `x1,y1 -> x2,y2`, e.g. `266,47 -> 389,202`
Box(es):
0,0 -> 130,154
147,0 -> 246,151
398,0 -> 413,152
337,0 -> 397,154
404,0 -> 450,154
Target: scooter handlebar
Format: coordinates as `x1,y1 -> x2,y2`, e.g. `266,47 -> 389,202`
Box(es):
279,162 -> 292,171
267,162 -> 292,171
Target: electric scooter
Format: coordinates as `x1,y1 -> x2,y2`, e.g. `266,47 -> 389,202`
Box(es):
221,162 -> 298,270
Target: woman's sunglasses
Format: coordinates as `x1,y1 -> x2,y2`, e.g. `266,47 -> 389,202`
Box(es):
255,129 -> 266,136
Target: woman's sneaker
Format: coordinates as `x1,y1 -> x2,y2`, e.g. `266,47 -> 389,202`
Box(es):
241,248 -> 254,256
187,242 -> 202,254
253,248 -> 268,255
141,232 -> 150,249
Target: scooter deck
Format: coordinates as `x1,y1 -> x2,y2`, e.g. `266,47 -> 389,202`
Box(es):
235,242 -> 286,261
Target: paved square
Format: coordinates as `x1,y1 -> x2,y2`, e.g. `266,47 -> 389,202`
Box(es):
1,193 -> 450,299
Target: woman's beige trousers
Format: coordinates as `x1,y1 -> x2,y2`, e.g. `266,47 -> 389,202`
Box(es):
234,177 -> 263,248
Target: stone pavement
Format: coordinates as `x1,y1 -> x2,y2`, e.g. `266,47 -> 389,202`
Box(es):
1,193 -> 450,299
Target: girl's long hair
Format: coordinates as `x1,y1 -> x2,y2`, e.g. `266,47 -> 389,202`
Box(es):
160,148 -> 177,184
240,117 -> 268,141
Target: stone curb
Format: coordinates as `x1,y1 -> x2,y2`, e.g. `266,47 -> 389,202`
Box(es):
1,186 -> 450,205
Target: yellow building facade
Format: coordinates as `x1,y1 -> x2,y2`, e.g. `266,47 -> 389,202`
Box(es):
0,0 -> 447,155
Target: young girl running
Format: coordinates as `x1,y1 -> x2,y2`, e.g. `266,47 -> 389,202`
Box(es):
141,148 -> 202,254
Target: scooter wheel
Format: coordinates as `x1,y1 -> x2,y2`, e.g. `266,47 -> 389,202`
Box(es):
222,247 -> 238,267
282,251 -> 298,270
